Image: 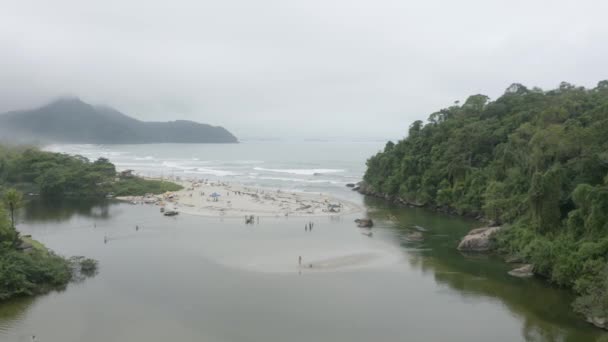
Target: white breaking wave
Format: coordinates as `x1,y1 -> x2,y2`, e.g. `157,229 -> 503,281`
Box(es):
252,176 -> 344,185
189,168 -> 239,177
162,161 -> 192,170
42,144 -> 364,192
253,167 -> 345,175
135,156 -> 156,161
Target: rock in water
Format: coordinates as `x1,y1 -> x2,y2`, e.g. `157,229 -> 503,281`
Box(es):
406,231 -> 424,241
508,264 -> 534,277
587,316 -> 608,330
346,183 -> 356,188
457,226 -> 502,252
355,218 -> 374,228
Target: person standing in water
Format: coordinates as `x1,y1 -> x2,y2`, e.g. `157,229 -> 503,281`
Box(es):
299,256 -> 302,265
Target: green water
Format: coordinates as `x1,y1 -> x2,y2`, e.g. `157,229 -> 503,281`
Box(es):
0,197 -> 604,342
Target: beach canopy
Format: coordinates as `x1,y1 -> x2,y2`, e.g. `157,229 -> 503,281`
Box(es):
210,192 -> 221,198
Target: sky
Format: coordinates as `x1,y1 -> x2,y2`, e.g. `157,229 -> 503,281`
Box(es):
1,0 -> 607,140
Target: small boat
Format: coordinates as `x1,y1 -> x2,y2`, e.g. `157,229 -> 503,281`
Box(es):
164,210 -> 179,217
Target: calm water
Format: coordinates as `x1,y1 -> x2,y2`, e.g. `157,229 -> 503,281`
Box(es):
0,142 -> 604,341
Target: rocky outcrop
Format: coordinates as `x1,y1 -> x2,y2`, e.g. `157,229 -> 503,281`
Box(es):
505,255 -> 524,263
355,218 -> 374,228
508,264 -> 534,278
16,240 -> 33,252
457,226 -> 502,252
586,316 -> 608,330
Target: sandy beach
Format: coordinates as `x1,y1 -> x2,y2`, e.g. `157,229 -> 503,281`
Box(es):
117,179 -> 363,218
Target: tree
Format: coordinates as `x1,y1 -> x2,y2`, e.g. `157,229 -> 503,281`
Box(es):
363,80 -> 608,324
3,188 -> 23,229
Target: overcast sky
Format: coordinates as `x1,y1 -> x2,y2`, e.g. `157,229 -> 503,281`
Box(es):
1,0 -> 607,140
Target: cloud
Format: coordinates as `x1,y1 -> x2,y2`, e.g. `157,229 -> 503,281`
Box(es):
1,0 -> 607,139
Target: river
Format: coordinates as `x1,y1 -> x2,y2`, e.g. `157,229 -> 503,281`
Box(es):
0,141 -> 603,341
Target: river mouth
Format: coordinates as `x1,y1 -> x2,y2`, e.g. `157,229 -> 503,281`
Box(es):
0,198 -> 603,342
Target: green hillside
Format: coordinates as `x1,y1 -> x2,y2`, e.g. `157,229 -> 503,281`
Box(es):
363,81 -> 608,325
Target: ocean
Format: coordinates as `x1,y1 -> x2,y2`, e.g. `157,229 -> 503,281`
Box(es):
44,140 -> 386,201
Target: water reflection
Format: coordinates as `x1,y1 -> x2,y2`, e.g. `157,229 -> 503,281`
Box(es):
1,197 -> 606,341
364,197 -> 603,341
21,198 -> 113,222
0,297 -> 35,334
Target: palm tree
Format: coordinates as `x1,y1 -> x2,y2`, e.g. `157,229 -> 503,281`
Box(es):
3,188 -> 23,229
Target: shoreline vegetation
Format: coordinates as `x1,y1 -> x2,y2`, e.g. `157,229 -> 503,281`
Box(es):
0,144 -> 183,199
0,200 -> 98,301
0,145 -> 176,301
362,81 -> 608,329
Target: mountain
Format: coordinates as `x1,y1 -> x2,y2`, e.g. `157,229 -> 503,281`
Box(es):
0,98 -> 238,144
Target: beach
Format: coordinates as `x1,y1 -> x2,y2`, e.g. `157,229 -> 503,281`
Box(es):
117,178 -> 363,218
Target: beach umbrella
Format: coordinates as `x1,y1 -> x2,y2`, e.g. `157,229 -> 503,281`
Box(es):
210,192 -> 221,198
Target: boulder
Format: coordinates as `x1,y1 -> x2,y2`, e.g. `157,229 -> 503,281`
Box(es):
508,264 -> 534,278
346,183 -> 356,188
355,218 -> 374,228
16,240 -> 33,252
505,255 -> 524,264
457,226 -> 502,252
406,231 -> 424,241
587,316 -> 608,330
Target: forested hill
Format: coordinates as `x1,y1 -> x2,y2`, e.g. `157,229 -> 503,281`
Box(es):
364,81 -> 608,220
0,98 -> 238,144
364,81 -> 608,326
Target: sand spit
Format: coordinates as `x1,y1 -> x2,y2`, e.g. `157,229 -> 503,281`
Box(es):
117,179 -> 362,218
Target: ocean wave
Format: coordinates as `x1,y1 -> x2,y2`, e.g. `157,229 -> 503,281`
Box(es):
135,156 -> 156,161
252,176 -> 344,185
253,167 -> 345,175
188,168 -> 239,177
161,161 -> 192,170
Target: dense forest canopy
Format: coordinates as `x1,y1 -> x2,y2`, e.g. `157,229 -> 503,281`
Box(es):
364,81 -> 608,324
0,146 -> 117,198
0,145 -> 181,199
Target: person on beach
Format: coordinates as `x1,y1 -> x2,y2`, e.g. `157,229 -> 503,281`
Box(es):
299,256 -> 302,265
104,235 -> 107,244
136,225 -> 139,231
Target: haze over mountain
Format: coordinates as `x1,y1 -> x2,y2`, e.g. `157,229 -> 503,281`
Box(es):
0,98 -> 238,144
3,1 -> 607,139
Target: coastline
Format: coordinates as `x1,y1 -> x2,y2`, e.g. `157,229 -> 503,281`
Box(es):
117,178 -> 363,218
